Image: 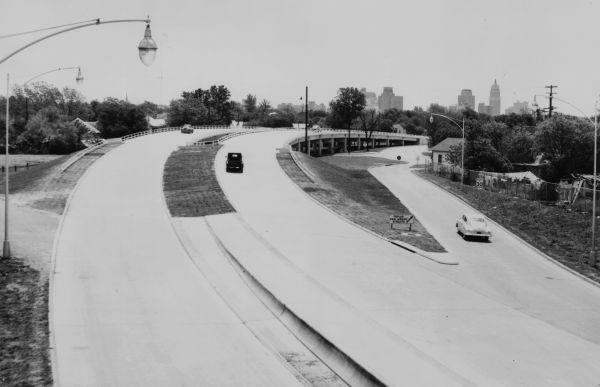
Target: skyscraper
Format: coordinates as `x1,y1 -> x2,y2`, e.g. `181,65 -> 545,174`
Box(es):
457,89 -> 475,110
378,87 -> 403,111
489,79 -> 501,116
360,88 -> 379,111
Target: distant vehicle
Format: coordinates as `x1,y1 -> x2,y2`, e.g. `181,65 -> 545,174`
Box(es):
456,213 -> 492,241
181,124 -> 193,134
226,152 -> 244,173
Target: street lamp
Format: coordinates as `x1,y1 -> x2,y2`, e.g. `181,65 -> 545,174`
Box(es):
429,113 -> 466,185
535,94 -> 599,267
1,17 -> 157,258
22,66 -> 84,122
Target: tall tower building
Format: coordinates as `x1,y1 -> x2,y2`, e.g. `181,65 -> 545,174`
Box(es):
360,88 -> 379,111
489,79 -> 501,116
378,87 -> 403,111
457,89 -> 475,110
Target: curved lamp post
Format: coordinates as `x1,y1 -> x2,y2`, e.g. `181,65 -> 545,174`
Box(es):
534,94 -> 599,267
1,18 -> 157,258
22,66 -> 84,122
429,113 -> 465,185
24,66 -> 84,86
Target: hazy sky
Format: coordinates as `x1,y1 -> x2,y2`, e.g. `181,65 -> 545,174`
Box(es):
1,0 -> 599,116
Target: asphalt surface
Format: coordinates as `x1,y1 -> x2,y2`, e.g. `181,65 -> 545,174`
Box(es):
51,129 -> 600,386
215,131 -> 600,386
51,131 -> 304,387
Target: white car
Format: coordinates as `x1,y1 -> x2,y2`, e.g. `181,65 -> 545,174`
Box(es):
456,213 -> 492,241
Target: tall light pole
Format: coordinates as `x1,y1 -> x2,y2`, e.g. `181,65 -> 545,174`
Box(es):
534,94 -> 599,266
4,74 -> 10,258
429,113 -> 465,185
305,86 -> 308,154
1,18 -> 157,258
22,66 -> 84,122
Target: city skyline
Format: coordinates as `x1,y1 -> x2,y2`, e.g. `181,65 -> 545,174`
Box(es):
1,0 -> 599,117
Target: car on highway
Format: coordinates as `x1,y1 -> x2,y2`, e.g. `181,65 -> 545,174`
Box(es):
226,152 -> 244,173
456,212 -> 492,241
181,124 -> 193,134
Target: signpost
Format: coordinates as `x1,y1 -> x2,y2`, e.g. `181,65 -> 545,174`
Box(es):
389,214 -> 414,231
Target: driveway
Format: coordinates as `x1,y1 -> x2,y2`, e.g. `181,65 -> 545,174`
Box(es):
51,131 -> 303,386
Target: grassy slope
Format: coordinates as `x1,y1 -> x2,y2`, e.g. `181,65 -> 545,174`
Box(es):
417,170 -> 600,283
277,150 -> 445,252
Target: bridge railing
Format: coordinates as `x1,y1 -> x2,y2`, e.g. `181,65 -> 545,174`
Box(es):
121,125 -> 232,142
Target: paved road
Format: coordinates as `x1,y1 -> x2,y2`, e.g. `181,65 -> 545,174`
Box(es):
51,132 -> 304,387
215,131 -> 600,386
371,159 -> 600,347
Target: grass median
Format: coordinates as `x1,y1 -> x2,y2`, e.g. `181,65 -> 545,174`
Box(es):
416,170 -> 600,283
163,145 -> 235,217
277,149 -> 445,252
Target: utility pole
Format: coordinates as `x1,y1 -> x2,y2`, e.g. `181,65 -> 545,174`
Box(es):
305,86 -> 308,154
545,85 -> 557,117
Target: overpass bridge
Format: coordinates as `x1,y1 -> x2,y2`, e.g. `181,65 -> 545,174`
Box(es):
289,129 -> 427,156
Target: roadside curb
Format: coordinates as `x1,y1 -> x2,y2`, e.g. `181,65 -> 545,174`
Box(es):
415,170 -> 600,290
48,144 -> 118,387
288,148 -> 316,182
389,239 -> 458,265
284,147 -> 455,266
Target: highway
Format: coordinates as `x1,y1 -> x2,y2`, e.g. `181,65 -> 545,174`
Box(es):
51,131 -> 304,387
214,130 -> 600,386
51,129 -> 600,386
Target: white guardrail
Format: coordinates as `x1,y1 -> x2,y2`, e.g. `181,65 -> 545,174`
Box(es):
60,139 -> 107,173
120,125 -> 231,142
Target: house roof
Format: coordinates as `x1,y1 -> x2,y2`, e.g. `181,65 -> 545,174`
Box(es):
72,118 -> 100,134
430,137 -> 463,152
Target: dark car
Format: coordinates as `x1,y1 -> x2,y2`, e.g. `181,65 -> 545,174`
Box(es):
226,152 -> 244,173
181,124 -> 193,134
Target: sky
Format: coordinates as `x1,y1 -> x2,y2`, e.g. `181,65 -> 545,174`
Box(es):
1,0 -> 599,116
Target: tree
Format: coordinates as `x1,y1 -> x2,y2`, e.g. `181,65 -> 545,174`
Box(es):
358,109 -> 381,150
533,115 -> 594,181
243,94 -> 257,116
167,98 -> 207,126
503,126 -> 535,164
96,98 -> 147,138
464,121 -> 511,172
16,106 -> 83,154
329,87 -> 366,151
138,100 -> 161,117
257,99 -> 271,118
180,86 -> 233,125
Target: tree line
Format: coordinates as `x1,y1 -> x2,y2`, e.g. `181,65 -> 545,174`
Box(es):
328,87 -> 598,183
1,83 -> 595,182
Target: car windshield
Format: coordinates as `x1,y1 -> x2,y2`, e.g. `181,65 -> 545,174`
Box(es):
471,217 -> 486,223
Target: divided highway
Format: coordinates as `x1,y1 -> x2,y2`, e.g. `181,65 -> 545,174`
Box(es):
51,132 -> 304,386
215,130 -> 600,386
51,129 -> 600,386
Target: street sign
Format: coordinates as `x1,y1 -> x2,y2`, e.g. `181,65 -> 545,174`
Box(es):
389,214 -> 414,230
